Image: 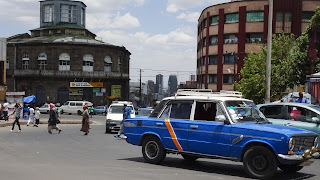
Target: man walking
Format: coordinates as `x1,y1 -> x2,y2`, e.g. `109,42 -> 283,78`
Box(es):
9,103 -> 22,132
3,100 -> 9,122
296,92 -> 308,103
114,104 -> 131,139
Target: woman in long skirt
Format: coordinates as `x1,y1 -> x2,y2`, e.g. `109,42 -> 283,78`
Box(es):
81,105 -> 90,135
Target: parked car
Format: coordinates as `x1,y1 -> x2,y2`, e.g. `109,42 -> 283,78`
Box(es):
136,108 -> 153,118
39,103 -> 50,113
94,106 -> 105,115
60,101 -> 92,115
257,102 -> 320,148
105,101 -> 135,133
123,89 -> 319,179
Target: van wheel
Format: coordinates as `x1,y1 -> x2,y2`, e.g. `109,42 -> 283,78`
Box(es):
243,146 -> 277,179
142,136 -> 166,164
77,110 -> 82,115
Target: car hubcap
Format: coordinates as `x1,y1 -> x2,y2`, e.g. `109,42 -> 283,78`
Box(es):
145,141 -> 159,159
252,155 -> 267,171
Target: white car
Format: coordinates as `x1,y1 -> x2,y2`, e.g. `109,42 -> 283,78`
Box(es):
60,101 -> 92,115
39,104 -> 50,113
105,101 -> 135,133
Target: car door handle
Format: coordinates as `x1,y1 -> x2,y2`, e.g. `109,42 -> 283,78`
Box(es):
190,125 -> 198,129
156,123 -> 163,126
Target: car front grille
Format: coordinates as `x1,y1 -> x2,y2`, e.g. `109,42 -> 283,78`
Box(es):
292,134 -> 317,151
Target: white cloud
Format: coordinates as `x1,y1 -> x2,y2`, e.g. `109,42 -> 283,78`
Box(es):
177,12 -> 200,22
82,0 -> 146,12
166,0 -> 231,13
87,12 -> 140,30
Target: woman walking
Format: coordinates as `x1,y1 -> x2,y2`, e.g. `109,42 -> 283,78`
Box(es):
80,105 -> 90,135
9,103 -> 22,132
48,103 -> 62,134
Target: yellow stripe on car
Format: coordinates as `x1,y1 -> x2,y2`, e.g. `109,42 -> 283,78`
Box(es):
164,119 -> 183,151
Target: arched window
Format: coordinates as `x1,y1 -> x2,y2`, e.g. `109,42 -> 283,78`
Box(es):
59,53 -> 70,71
104,56 -> 112,72
22,52 -> 29,70
83,54 -> 93,72
38,52 -> 47,70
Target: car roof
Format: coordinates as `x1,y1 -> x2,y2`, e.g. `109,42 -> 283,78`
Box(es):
257,102 -> 316,108
162,95 -> 250,102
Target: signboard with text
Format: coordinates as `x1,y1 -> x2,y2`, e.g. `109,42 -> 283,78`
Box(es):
70,82 -> 103,88
111,85 -> 121,98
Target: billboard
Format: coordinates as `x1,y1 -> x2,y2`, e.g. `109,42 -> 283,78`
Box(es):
0,38 -> 6,61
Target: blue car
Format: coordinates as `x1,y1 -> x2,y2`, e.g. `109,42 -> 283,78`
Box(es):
93,106 -> 105,115
123,90 -> 319,179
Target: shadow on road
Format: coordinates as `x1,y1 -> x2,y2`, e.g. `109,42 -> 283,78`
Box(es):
120,157 -> 316,180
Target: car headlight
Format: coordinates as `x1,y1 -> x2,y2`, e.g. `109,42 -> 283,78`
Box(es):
314,137 -> 319,147
289,138 -> 294,151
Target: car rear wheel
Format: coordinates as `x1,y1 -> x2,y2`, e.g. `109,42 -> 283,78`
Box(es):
181,154 -> 198,161
243,146 -> 277,179
279,164 -> 303,173
142,136 -> 166,164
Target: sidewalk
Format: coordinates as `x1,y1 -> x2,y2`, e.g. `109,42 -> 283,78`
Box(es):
0,118 -> 92,127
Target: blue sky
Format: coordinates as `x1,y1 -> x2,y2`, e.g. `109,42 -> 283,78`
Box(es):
0,0 -> 231,87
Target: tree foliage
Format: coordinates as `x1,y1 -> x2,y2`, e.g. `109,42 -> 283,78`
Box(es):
235,34 -> 296,104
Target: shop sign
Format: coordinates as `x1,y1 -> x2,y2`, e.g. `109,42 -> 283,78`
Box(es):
111,85 -> 121,98
70,82 -> 103,88
69,89 -> 83,96
93,88 -> 100,93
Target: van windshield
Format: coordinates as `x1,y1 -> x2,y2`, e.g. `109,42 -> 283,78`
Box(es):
109,106 -> 134,114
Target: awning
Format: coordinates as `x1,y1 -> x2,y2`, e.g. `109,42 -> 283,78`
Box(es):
23,95 -> 36,103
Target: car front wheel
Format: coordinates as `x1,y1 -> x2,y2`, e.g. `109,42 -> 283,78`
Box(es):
142,136 -> 166,164
279,164 -> 303,173
243,146 -> 277,179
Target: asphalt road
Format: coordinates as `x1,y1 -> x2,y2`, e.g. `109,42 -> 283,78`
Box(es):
0,119 -> 320,180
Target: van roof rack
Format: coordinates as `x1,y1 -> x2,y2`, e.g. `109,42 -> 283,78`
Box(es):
111,101 -> 133,105
175,89 -> 242,98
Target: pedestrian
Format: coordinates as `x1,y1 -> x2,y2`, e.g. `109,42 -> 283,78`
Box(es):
48,103 -> 62,134
35,107 -> 41,125
114,104 -> 131,139
0,103 -> 3,120
27,106 -> 37,127
104,104 -> 108,116
3,99 -> 9,122
9,103 -> 22,133
296,92 -> 308,103
89,106 -> 94,118
80,105 -> 90,135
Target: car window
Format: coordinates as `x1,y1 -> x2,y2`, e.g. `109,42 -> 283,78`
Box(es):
159,101 -> 193,120
288,105 -> 319,123
109,106 -> 123,113
64,102 -> 69,105
150,100 -> 169,118
70,102 -> 75,106
194,101 -> 217,121
260,105 -> 283,119
225,101 -> 267,123
76,103 -> 82,106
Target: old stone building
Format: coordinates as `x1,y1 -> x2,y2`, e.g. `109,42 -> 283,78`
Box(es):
6,0 -> 131,106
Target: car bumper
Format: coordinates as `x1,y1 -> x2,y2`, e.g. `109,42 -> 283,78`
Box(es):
106,122 -> 121,131
278,148 -> 319,164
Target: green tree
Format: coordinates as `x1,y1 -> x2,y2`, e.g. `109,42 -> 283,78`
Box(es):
235,34 -> 296,104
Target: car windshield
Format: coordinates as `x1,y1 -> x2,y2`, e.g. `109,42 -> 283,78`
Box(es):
308,105 -> 320,112
138,109 -> 153,116
109,105 -> 134,114
225,100 -> 268,123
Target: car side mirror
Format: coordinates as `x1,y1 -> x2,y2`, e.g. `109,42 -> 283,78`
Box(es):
312,117 -> 320,124
215,115 -> 230,124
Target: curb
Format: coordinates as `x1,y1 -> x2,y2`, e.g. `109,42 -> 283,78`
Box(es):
0,120 -> 93,128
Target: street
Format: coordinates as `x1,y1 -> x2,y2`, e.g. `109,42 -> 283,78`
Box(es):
0,116 -> 319,180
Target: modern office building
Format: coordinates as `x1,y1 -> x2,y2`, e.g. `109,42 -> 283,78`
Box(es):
168,75 -> 178,96
197,0 -> 320,91
6,0 -> 131,106
155,74 -> 163,95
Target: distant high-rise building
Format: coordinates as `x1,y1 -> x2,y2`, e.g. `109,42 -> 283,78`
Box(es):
168,75 -> 178,96
155,74 -> 163,94
190,75 -> 196,81
147,80 -> 155,94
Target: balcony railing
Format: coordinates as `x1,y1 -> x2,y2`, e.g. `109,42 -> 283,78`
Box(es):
13,70 -> 129,79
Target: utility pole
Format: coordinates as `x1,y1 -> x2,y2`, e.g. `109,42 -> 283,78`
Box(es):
265,0 -> 273,103
139,69 -> 142,106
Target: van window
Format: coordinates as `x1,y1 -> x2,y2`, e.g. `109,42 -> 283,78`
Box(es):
64,102 -> 69,105
76,103 -> 82,106
70,102 -> 76,106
